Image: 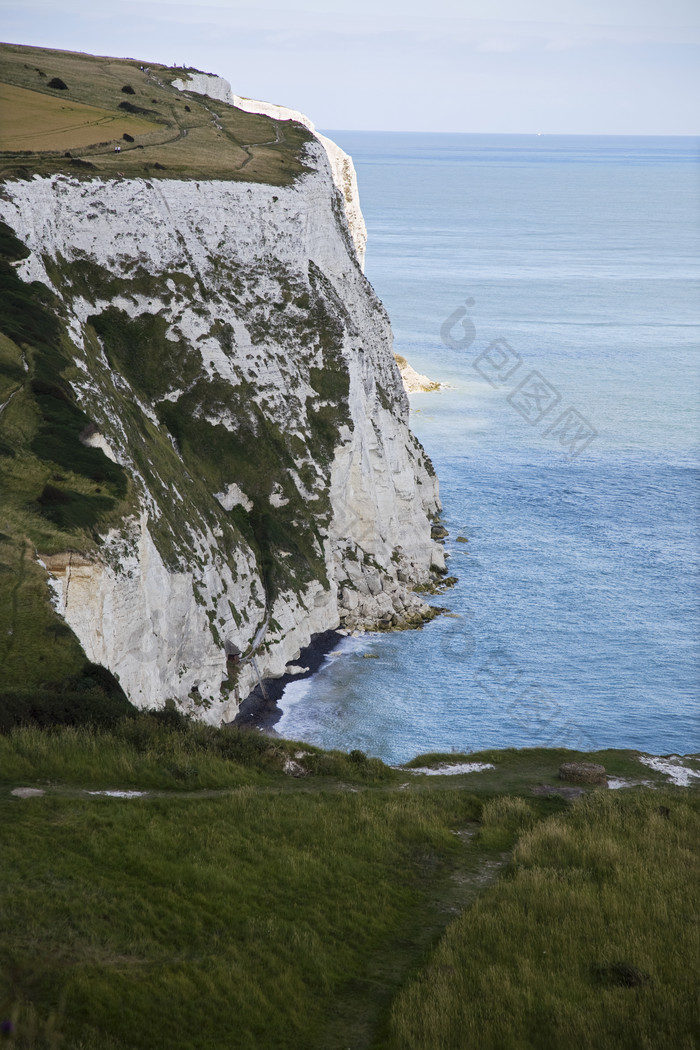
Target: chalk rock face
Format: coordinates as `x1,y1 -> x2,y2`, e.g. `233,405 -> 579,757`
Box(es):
172,73 -> 368,269
0,121 -> 441,722
394,354 -> 442,393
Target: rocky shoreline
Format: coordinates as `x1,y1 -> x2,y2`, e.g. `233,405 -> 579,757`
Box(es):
232,588 -> 448,732
232,628 -> 344,732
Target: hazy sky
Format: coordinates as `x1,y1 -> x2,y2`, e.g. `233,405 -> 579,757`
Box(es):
2,0 -> 699,134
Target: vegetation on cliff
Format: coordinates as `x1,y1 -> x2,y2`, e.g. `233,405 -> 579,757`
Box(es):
0,219 -> 133,703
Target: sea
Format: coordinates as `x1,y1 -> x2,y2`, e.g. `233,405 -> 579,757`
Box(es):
277,133 -> 700,764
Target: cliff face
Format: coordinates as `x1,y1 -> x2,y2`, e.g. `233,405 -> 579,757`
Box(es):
0,109 -> 442,721
170,72 -> 368,269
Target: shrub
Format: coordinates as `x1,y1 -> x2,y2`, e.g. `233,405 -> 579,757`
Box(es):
122,133 -> 134,142
118,101 -> 153,115
47,77 -> 67,90
593,961 -> 652,988
121,85 -> 135,94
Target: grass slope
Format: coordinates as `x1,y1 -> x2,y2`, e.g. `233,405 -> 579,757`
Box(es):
1,724 -> 698,1049
0,219 -> 135,708
388,790 -> 700,1050
0,42 -> 314,183
0,82 -> 161,150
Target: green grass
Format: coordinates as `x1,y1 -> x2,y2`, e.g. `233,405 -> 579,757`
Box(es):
401,747 -> 661,796
1,725 -> 697,1049
388,789 -> 700,1050
0,42 -> 314,185
0,718 -> 397,791
0,721 -> 478,1050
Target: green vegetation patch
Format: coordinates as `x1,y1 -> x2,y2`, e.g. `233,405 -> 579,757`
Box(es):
0,717 -> 397,791
0,665 -> 133,734
0,221 -> 131,696
0,42 -> 315,185
1,729 -> 697,1050
388,788 -> 700,1050
156,378 -> 330,599
0,720 -> 478,1050
90,307 -> 201,402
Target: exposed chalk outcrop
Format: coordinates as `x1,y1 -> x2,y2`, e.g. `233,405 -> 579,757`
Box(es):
394,354 -> 442,393
171,72 -> 367,269
0,129 -> 442,722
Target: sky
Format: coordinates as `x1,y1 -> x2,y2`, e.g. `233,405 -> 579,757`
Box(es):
1,0 -> 699,134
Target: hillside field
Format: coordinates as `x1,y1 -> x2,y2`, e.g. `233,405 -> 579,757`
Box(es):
1,721 -> 698,1050
0,42 -> 313,183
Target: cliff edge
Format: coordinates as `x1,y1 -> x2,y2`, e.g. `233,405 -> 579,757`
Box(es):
0,44 -> 444,722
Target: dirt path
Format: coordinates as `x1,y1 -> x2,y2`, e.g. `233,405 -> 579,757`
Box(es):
239,121 -> 284,169
0,387 -> 19,419
318,824 -> 511,1050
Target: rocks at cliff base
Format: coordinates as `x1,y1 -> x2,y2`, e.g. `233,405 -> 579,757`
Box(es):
338,574 -> 438,632
394,354 -> 442,393
559,762 -> 607,785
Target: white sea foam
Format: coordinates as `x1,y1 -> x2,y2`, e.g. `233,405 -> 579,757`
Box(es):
276,634 -> 367,734
276,677 -> 315,721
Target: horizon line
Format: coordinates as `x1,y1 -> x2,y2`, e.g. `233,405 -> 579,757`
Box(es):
320,129 -> 700,139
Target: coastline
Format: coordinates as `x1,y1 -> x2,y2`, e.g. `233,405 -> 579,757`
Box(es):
232,629 -> 345,733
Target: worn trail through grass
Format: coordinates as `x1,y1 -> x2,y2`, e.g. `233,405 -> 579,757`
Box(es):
1,725 -> 698,1049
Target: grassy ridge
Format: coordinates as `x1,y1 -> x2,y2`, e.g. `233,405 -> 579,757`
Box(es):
1,724 -> 698,1049
0,42 -> 314,183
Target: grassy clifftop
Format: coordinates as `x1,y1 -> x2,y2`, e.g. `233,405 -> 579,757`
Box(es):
1,725 -> 698,1049
0,42 -> 314,183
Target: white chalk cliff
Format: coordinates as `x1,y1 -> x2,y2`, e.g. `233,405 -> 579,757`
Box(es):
171,72 -> 367,269
0,105 -> 442,723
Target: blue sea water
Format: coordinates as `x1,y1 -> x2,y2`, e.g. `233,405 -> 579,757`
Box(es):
279,133 -> 700,763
